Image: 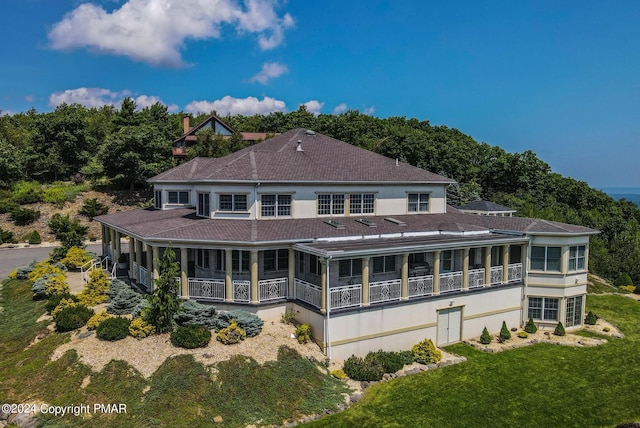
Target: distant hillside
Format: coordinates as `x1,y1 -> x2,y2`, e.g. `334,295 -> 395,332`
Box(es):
602,188 -> 640,207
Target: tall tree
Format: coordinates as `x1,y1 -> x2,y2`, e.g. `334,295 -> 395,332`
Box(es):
146,245 -> 181,333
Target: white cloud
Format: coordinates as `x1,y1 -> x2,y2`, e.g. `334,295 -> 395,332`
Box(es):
302,100 -> 323,116
48,0 -> 294,67
332,103 -> 347,114
363,106 -> 375,115
0,110 -> 16,117
24,95 -> 34,103
48,87 -> 176,111
250,62 -> 288,84
185,95 -> 287,116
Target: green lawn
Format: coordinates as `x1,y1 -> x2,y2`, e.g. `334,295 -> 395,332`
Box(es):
307,295 -> 640,428
0,279 -> 349,428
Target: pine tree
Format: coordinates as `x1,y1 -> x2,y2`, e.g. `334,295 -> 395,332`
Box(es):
524,317 -> 538,333
499,321 -> 512,341
145,245 -> 181,333
480,327 -> 492,344
585,311 -> 597,325
554,321 -> 566,336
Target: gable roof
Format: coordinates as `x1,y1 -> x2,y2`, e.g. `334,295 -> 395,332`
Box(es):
153,128 -> 455,184
173,113 -> 235,145
458,200 -> 516,213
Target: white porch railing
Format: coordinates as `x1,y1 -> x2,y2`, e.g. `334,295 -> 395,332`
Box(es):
295,279 -> 322,308
189,278 -> 225,301
369,279 -> 401,303
408,275 -> 433,297
490,266 -> 503,285
468,268 -> 485,289
131,261 -> 138,280
440,271 -> 463,293
330,284 -> 362,309
80,258 -> 99,283
508,263 -> 523,282
139,266 -> 148,288
233,280 -> 251,302
259,277 -> 288,302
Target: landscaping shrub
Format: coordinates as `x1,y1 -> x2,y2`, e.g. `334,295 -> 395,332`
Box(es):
412,339 -> 442,364
107,279 -> 132,298
216,310 -> 263,337
61,247 -> 93,270
48,213 -> 89,240
281,309 -> 296,324
45,293 -> 79,315
28,260 -> 66,282
614,273 -> 633,287
366,350 -> 413,374
172,324 -> 212,348
499,321 -> 512,341
518,331 -> 529,338
54,305 -> 94,332
14,261 -> 37,279
131,299 -> 151,319
634,285 -> 640,295
603,326 -> 611,332
51,298 -> 81,317
295,324 -> 312,344
87,310 -> 113,331
619,285 -> 636,293
343,355 -> 385,381
96,317 -> 131,341
129,317 -> 155,339
331,369 -> 347,380
0,226 -> 14,244
78,269 -> 110,306
480,327 -> 492,344
585,311 -> 598,325
44,275 -> 70,297
107,285 -> 143,315
524,316 -> 538,333
0,200 -> 19,215
554,322 -> 566,336
216,320 -> 247,345
10,207 -> 41,226
174,300 -> 218,329
31,276 -> 51,300
11,180 -> 43,204
79,198 -> 109,220
25,230 -> 41,244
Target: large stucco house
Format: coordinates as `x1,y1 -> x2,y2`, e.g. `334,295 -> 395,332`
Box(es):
96,128 -> 597,360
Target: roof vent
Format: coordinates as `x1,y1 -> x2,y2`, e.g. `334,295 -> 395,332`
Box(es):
296,140 -> 304,152
324,219 -> 345,229
356,218 -> 377,227
305,129 -> 316,136
384,217 -> 407,227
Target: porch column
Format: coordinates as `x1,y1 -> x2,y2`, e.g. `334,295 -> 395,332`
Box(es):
502,245 -> 510,284
146,244 -> 153,292
320,259 -> 327,313
110,229 -> 117,259
135,239 -> 143,281
225,249 -> 233,302
250,250 -> 259,304
484,246 -> 492,287
401,253 -> 409,300
101,225 -> 108,257
288,248 -> 295,298
433,250 -> 441,295
114,231 -> 121,261
180,247 -> 188,298
361,257 -> 370,306
128,238 -> 134,276
462,248 -> 470,291
152,245 -> 160,293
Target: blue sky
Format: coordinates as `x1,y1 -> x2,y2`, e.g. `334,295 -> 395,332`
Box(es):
1,0 -> 638,188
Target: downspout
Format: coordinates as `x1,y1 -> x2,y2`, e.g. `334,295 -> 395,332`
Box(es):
325,255 -> 333,361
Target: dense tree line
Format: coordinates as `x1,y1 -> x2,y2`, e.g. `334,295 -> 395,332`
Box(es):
1,101 -> 638,283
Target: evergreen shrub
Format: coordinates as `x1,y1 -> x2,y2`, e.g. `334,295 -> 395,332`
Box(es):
518,331 -> 529,338
524,317 -> 538,333
480,327 -> 492,345
87,310 -> 113,331
78,269 -> 110,306
216,320 -> 246,345
96,317 -> 131,341
554,322 -> 566,336
172,324 -> 212,348
343,355 -> 385,381
0,226 -> 14,244
366,350 -> 413,373
54,305 -> 94,332
295,324 -> 312,344
131,299 -> 151,319
499,321 -> 512,341
614,273 -> 633,287
330,369 -> 347,380
10,207 -> 41,226
61,247 -> 93,270
216,310 -> 263,337
78,198 -> 109,219
27,230 -> 41,244
129,317 -> 155,339
45,293 -> 79,315
585,311 -> 598,325
174,300 -> 218,329
412,339 -> 442,364
11,181 -> 43,204
107,286 -> 142,315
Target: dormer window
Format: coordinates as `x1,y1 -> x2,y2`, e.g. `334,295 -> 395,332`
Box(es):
318,194 -> 345,215
168,191 -> 189,205
349,193 -> 375,214
197,193 -> 210,217
261,194 -> 292,217
407,193 -> 429,213
219,194 -> 248,212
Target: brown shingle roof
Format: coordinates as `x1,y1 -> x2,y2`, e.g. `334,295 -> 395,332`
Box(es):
153,128 -> 454,184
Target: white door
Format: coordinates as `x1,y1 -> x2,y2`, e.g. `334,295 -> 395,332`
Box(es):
437,307 -> 462,346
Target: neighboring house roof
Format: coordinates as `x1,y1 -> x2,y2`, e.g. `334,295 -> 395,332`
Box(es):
153,128 -> 455,184
173,113 -> 235,145
96,208 -> 598,249
458,200 -> 516,213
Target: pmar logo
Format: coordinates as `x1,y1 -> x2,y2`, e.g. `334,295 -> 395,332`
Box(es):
94,404 -> 127,413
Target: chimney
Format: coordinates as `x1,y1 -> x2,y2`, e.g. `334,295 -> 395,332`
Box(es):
296,140 -> 304,152
183,116 -> 191,134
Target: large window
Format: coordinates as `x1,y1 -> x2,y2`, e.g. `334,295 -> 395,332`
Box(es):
530,246 -> 561,272
154,190 -> 162,209
168,191 -> 189,205
215,250 -> 225,271
196,249 -> 209,269
261,194 -> 292,217
309,254 -> 321,275
568,245 -> 586,271
441,250 -> 454,272
232,250 -> 250,272
373,255 -> 396,274
565,296 -> 583,327
264,249 -> 289,272
197,193 -> 210,217
349,193 -> 375,214
219,194 -> 247,212
317,194 -> 345,215
528,297 -> 559,321
339,258 -> 362,278
408,193 -> 429,213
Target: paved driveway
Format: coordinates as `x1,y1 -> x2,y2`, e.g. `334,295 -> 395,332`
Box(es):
0,244 -> 102,280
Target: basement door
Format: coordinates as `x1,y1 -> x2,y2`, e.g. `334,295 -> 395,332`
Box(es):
437,307 -> 462,346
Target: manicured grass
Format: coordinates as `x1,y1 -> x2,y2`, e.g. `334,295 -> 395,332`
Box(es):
0,278 -> 349,428
308,295 -> 640,428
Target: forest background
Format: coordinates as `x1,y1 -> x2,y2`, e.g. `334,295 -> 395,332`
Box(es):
1,99 -> 638,284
